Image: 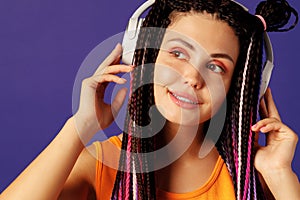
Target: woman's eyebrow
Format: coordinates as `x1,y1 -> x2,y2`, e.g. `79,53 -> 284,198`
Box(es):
210,53 -> 234,64
166,38 -> 196,51
165,38 -> 235,64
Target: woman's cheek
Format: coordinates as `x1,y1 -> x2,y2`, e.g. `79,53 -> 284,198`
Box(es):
154,62 -> 182,87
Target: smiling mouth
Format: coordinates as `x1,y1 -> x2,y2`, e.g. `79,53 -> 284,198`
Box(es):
170,92 -> 199,104
168,90 -> 201,109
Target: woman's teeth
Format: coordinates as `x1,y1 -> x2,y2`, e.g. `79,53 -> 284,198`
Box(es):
171,93 -> 198,105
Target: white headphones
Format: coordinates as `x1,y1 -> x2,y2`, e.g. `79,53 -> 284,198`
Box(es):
122,0 -> 274,98
122,0 -> 155,65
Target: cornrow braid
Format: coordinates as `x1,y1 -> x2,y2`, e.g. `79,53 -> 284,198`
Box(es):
109,0 -> 298,199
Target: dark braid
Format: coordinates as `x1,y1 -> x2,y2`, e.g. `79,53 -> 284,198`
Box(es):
110,0 -> 298,199
216,0 -> 297,199
111,1 -> 171,199
255,0 -> 298,32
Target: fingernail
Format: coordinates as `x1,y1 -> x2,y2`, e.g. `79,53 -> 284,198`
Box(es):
119,78 -> 127,83
129,65 -> 135,70
251,124 -> 257,130
115,43 -> 122,50
260,127 -> 267,132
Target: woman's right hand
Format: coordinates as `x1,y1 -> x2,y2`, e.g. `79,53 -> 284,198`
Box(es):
74,43 -> 133,143
0,43 -> 133,200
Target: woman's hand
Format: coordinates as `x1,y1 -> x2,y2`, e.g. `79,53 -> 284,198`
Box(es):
0,44 -> 133,200
252,88 -> 300,199
252,88 -> 298,172
74,43 -> 133,143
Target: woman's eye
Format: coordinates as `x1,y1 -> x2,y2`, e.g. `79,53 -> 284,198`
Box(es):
170,50 -> 189,60
206,63 -> 225,73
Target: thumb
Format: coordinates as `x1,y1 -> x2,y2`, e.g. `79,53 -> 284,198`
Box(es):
254,130 -> 261,153
111,87 -> 128,117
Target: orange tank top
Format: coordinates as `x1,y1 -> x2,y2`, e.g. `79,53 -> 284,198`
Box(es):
94,136 -> 236,200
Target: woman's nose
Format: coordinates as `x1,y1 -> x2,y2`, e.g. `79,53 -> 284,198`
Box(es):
182,64 -> 205,90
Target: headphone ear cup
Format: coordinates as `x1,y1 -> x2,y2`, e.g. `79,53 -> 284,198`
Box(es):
122,18 -> 144,65
259,60 -> 274,98
259,33 -> 274,99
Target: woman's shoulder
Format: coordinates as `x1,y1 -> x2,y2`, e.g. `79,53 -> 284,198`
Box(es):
91,134 -> 122,199
62,134 -> 122,191
93,133 -> 123,151
92,134 -> 122,168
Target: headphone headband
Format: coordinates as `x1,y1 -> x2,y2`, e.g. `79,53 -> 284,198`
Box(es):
126,0 -> 155,39
122,0 -> 274,98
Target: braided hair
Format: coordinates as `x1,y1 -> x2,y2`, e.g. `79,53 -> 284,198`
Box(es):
110,0 -> 298,199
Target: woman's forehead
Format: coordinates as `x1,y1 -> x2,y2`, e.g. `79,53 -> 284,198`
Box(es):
165,12 -> 240,64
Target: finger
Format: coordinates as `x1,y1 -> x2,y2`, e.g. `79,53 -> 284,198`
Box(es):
94,43 -> 123,75
254,131 -> 260,151
102,64 -> 134,75
257,121 -> 297,145
264,88 -> 281,121
93,74 -> 127,102
258,121 -> 282,133
96,74 -> 127,85
251,118 -> 280,132
86,74 -> 127,90
111,88 -> 128,117
101,43 -> 122,67
259,97 -> 268,119
111,53 -> 122,66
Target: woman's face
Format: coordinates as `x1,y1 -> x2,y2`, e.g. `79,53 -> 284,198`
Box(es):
154,12 -> 239,125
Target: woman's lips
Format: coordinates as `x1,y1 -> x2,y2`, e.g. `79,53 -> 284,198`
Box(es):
168,90 -> 202,109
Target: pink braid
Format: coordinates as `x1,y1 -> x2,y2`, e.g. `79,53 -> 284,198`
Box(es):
237,35 -> 253,199
243,112 -> 253,200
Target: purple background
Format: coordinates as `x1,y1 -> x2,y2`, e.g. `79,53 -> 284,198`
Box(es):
0,0 -> 299,192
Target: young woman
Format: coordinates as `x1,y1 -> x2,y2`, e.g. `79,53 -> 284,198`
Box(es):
1,0 -> 299,199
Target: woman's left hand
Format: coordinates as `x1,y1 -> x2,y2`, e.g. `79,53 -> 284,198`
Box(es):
251,88 -> 298,173
252,88 -> 300,199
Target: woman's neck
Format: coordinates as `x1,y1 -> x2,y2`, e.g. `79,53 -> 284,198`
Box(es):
155,121 -> 220,193
157,121 -> 207,159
